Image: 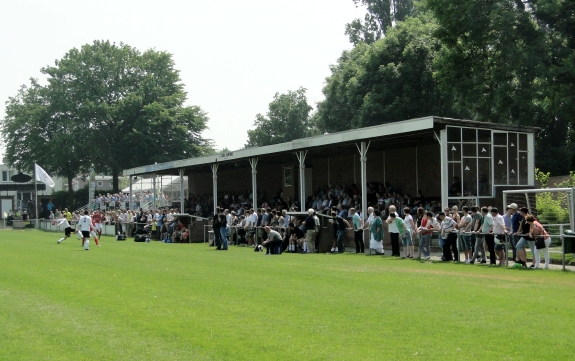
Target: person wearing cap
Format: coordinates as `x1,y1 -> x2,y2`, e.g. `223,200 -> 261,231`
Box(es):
508,203 -> 522,263
489,208 -> 507,266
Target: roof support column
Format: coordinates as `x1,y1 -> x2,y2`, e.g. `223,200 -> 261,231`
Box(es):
249,158 -> 258,209
296,151 -> 307,210
211,164 -> 218,215
439,129 -> 448,209
179,169 -> 185,214
152,173 -> 157,211
129,177 -> 133,211
356,141 -> 371,221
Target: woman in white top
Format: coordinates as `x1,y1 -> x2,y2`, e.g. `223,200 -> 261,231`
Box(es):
403,207 -> 415,258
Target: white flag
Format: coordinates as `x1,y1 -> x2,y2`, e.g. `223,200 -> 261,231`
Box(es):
35,164 -> 55,188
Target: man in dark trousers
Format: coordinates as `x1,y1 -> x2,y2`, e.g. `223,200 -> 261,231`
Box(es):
212,207 -> 222,250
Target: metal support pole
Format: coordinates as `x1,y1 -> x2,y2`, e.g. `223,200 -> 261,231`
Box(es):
296,151 -> 307,210
129,177 -> 133,211
249,158 -> 258,209
439,129 -> 448,209
356,141 -> 370,221
152,173 -> 157,211
34,163 -> 38,228
211,164 -> 218,215
179,169 -> 185,214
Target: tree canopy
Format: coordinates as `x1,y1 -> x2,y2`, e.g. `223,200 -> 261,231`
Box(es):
1,40 -> 213,194
246,87 -> 314,147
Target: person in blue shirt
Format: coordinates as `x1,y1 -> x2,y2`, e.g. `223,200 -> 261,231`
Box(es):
350,208 -> 364,253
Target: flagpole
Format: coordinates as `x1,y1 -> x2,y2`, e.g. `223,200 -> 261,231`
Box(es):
34,163 -> 39,229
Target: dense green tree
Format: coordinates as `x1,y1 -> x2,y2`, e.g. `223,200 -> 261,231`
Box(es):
425,0 -> 575,174
246,87 -> 314,147
346,0 -> 415,45
317,12 -> 464,133
1,40 -> 213,196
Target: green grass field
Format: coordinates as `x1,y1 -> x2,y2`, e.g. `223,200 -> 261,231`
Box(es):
1,230 -> 574,361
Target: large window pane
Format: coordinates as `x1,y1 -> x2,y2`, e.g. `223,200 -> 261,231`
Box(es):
462,128 -> 477,142
508,132 -> 518,148
1,171 -> 6,182
478,143 -> 491,157
463,158 -> 478,196
449,162 -> 462,196
447,127 -> 461,142
508,137 -> 519,185
519,151 -> 528,184
519,133 -> 528,151
478,158 -> 492,197
494,132 -> 507,146
494,147 -> 508,184
448,143 -> 461,161
463,144 -> 476,157
478,129 -> 491,142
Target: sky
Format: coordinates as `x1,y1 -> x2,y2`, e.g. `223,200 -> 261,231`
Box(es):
0,0 -> 365,162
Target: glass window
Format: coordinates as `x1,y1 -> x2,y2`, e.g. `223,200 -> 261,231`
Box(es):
478,129 -> 491,142
448,143 -> 461,161
494,147 -> 508,184
462,158 -> 478,196
519,133 -> 528,151
462,128 -> 477,142
448,163 -> 462,196
283,168 -> 293,187
478,144 -> 491,157
463,144 -> 477,157
494,132 -> 507,146
478,158 -> 492,197
508,145 -> 518,185
1,171 -> 6,182
508,133 -> 518,148
447,127 -> 461,142
519,152 -> 528,184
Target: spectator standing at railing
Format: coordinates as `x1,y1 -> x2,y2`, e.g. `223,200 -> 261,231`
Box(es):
350,208 -> 364,254
515,208 -> 535,268
302,209 -> 316,253
219,209 -> 229,250
508,203 -> 522,263
469,206 -> 486,264
213,207 -> 223,250
459,206 -> 473,263
526,215 -> 551,269
438,212 -> 458,262
489,208 -> 507,266
386,205 -> 401,257
403,207 -> 415,258
418,211 -> 434,260
332,210 -> 351,254
369,210 -> 384,255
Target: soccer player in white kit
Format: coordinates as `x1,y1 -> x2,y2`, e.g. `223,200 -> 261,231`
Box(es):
78,210 -> 93,250
56,217 -> 76,244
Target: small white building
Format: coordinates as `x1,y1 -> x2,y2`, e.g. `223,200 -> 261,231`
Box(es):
0,164 -> 65,218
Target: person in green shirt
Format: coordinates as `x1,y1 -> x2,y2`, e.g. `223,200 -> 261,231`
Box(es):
350,208 -> 364,254
390,213 -> 408,258
370,210 -> 384,255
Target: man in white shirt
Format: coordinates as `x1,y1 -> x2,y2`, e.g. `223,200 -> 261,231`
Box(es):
489,208 -> 507,266
437,211 -> 459,261
56,217 -> 75,244
78,211 -> 93,250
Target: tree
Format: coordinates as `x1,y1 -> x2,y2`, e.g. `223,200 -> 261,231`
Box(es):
345,0 -> 415,45
1,40 -> 213,197
425,0 -> 575,174
246,88 -> 314,147
317,11 -> 464,133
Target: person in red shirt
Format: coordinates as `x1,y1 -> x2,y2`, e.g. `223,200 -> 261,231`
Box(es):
92,211 -> 103,238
